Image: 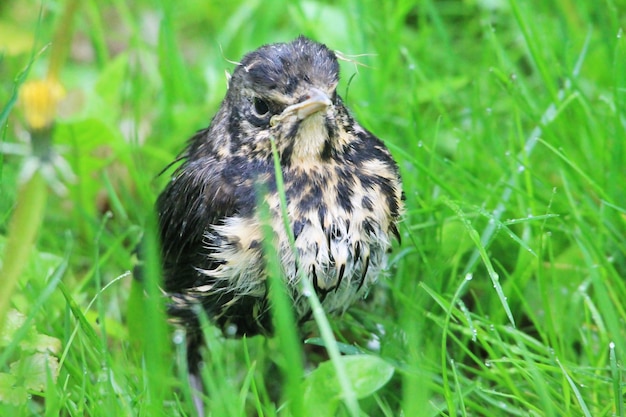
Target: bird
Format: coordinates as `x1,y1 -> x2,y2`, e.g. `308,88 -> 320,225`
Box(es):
153,35 -> 403,408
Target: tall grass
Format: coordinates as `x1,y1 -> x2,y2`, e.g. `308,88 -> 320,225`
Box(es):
1,0 -> 624,415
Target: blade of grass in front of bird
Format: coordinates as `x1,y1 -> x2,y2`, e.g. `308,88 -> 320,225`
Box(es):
137,212 -> 171,415
197,312 -> 229,416
269,136 -> 360,417
239,353 -> 260,414
256,184 -> 305,416
242,337 -> 268,417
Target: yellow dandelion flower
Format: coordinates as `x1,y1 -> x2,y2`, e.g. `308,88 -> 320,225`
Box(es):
19,78 -> 65,131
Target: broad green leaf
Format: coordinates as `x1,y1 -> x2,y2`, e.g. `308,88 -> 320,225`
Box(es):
54,118 -> 121,151
9,352 -> 60,392
302,355 -> 394,416
20,333 -> 62,355
0,310 -> 26,348
0,310 -> 62,354
0,373 -> 27,406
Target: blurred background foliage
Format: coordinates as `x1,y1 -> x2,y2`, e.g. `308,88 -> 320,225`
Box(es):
1,0 -> 625,415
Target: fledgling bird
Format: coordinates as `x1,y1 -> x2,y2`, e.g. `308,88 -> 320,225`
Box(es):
155,36 -> 403,394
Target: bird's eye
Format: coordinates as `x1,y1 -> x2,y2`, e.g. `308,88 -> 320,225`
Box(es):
253,97 -> 270,117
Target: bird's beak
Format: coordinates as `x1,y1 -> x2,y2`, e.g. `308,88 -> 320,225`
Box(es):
271,88 -> 332,126
292,88 -> 332,120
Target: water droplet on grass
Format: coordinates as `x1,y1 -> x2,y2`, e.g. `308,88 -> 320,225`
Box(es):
367,335 -> 381,351
173,329 -> 185,345
225,324 -> 238,336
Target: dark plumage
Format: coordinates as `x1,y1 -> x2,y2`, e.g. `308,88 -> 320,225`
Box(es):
151,36 -> 403,411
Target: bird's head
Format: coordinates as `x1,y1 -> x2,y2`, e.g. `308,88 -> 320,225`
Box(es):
222,36 -> 347,166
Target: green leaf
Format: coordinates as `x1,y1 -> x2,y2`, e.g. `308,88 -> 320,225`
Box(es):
0,373 -> 28,406
302,355 -> 394,416
54,118 -> 121,152
20,333 -> 62,355
0,310 -> 27,348
1,309 -> 62,355
9,352 -> 59,392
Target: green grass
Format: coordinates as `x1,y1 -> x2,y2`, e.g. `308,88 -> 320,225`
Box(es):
1,0 -> 625,415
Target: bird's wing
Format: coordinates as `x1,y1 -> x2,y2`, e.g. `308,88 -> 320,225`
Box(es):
156,152 -> 243,292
